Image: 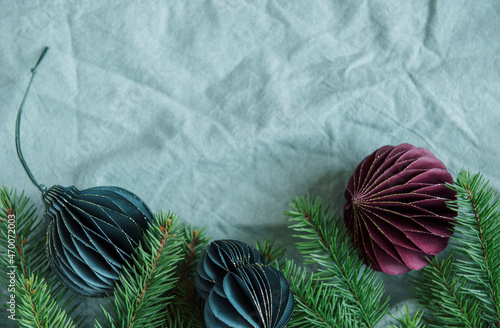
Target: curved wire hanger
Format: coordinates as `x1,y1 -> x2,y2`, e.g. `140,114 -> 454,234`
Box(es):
15,47 -> 50,195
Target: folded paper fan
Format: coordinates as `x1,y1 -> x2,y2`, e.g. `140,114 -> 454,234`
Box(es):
343,143 -> 457,275
204,263 -> 294,328
195,239 -> 264,300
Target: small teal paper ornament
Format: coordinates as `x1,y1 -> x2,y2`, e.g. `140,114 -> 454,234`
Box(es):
204,263 -> 294,328
15,48 -> 154,297
195,239 -> 264,300
196,240 -> 294,328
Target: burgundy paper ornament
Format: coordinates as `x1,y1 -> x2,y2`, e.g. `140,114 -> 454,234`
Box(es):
343,143 -> 457,275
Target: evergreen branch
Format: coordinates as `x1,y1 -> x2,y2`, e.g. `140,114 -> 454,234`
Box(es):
16,275 -> 76,328
165,226 -> 208,328
285,195 -> 389,327
447,169 -> 500,325
164,307 -> 187,328
281,260 -> 356,328
411,255 -> 481,328
176,227 -> 207,289
389,305 -> 426,328
255,237 -> 286,266
96,211 -> 184,328
0,187 -> 77,327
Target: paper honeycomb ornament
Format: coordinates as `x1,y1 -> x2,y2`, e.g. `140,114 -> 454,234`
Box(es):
44,185 -> 154,296
204,263 -> 294,328
195,239 -> 264,300
343,143 -> 457,275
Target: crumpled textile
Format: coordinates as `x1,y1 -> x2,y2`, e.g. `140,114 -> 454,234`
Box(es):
1,0 -> 499,326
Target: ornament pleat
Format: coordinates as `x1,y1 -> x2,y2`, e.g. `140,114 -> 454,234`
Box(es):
44,185 -> 154,297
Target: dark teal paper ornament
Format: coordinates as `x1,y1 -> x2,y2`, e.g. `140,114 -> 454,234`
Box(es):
195,239 -> 264,300
204,263 -> 294,328
195,240 -> 294,327
15,48 -> 154,297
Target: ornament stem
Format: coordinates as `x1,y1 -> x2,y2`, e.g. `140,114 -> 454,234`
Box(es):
15,47 -> 49,194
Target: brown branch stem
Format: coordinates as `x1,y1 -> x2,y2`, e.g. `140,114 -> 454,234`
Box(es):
127,223 -> 173,328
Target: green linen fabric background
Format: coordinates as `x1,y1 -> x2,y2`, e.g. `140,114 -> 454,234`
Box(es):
1,0 -> 499,326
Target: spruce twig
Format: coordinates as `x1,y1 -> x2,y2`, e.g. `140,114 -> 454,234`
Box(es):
390,305 -> 426,328
411,255 -> 480,327
281,260 -> 355,327
256,237 -> 286,266
95,212 -> 184,328
411,169 -> 500,327
285,195 -> 389,327
165,226 -> 208,328
0,187 -> 78,328
448,169 -> 500,325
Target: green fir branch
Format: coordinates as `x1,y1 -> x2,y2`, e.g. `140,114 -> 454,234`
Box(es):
164,307 -> 188,328
447,169 -> 500,325
0,187 -> 78,328
389,305 -> 426,328
411,255 -> 481,328
255,237 -> 287,266
412,170 -> 500,327
95,211 -> 184,328
285,195 -> 389,327
15,274 -> 76,328
165,226 -> 209,328
281,259 -> 356,328
4,169 -> 499,328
